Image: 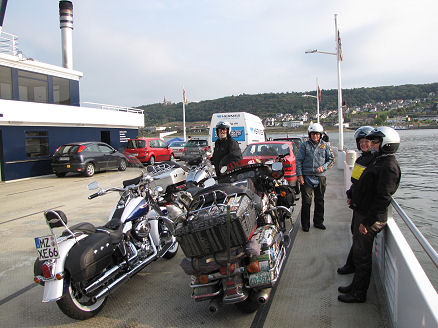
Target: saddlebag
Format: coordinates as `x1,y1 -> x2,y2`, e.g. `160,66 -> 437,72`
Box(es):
275,184 -> 295,207
65,232 -> 114,282
174,185 -> 258,258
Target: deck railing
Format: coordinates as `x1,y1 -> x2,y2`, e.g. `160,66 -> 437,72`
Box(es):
0,31 -> 19,56
81,102 -> 144,115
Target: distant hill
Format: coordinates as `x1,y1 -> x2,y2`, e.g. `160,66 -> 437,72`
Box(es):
137,83 -> 438,125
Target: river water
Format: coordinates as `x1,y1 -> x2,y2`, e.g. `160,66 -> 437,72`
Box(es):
166,129 -> 438,287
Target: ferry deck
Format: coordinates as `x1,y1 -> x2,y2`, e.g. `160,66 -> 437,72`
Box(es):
0,165 -> 392,327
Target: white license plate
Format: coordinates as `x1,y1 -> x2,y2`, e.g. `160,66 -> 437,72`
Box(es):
60,156 -> 69,161
35,234 -> 59,261
249,271 -> 271,287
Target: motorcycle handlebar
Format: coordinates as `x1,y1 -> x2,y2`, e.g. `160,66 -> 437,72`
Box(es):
88,192 -> 100,199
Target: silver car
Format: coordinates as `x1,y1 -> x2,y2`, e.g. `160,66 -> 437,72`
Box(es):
168,141 -> 186,159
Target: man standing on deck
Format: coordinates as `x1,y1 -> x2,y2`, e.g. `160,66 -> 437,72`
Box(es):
337,126 -> 375,275
296,123 -> 335,232
338,126 -> 401,303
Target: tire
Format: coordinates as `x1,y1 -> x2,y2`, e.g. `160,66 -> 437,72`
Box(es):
149,156 -> 155,166
234,291 -> 259,313
163,240 -> 179,259
83,163 -> 95,177
55,172 -> 66,177
56,275 -> 107,320
118,159 -> 127,171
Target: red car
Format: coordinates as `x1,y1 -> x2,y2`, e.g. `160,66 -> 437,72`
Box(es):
124,138 -> 174,165
242,141 -> 299,193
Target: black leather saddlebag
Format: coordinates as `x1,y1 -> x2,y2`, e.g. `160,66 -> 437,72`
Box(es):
175,186 -> 257,258
275,184 -> 295,207
65,233 -> 114,282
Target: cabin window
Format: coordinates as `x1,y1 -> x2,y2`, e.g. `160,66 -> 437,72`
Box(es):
18,70 -> 48,103
53,76 -> 70,105
25,131 -> 49,158
0,66 -> 13,100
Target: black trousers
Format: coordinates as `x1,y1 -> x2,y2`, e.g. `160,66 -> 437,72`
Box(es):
300,176 -> 326,229
343,210 -> 359,268
350,211 -> 379,297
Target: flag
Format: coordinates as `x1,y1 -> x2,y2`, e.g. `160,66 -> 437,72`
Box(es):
318,85 -> 321,102
183,88 -> 188,105
337,31 -> 343,61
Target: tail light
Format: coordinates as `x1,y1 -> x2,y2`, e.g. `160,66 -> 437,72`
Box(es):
184,148 -> 188,152
41,262 -> 53,279
247,261 -> 260,273
203,147 -> 208,151
219,264 -> 235,275
199,275 -> 209,284
77,145 -> 86,153
53,146 -> 61,155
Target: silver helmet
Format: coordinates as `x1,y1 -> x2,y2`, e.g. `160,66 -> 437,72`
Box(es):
216,121 -> 231,136
308,123 -> 324,138
366,126 -> 400,154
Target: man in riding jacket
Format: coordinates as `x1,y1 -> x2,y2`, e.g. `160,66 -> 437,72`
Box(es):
296,123 -> 335,232
338,126 -> 401,303
210,121 -> 242,177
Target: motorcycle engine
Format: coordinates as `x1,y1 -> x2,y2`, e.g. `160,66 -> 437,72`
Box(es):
132,219 -> 151,240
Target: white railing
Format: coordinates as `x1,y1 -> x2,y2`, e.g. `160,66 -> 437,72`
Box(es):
81,102 -> 144,115
0,31 -> 19,56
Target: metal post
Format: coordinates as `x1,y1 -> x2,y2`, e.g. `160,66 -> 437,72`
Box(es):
335,14 -> 345,169
316,77 -> 320,124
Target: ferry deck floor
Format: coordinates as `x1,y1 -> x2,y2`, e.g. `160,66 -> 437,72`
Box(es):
0,166 -> 389,327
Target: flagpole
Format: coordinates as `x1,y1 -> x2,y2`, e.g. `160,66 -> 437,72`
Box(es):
316,77 -> 320,124
182,88 -> 187,142
335,14 -> 344,154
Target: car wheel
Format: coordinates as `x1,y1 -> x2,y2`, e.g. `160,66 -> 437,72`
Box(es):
149,156 -> 155,165
170,154 -> 174,162
118,159 -> 127,171
83,163 -> 95,177
55,172 -> 66,177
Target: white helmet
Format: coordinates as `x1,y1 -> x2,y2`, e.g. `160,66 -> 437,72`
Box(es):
308,123 -> 324,137
366,126 -> 400,154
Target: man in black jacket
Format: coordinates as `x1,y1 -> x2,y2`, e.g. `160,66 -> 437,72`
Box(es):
337,126 -> 375,275
210,121 -> 242,177
338,126 -> 401,303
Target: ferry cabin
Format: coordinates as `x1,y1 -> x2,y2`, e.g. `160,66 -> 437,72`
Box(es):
0,51 -> 144,181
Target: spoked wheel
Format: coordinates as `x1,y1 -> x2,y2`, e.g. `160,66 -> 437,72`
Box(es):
83,163 -> 95,177
118,159 -> 127,171
149,156 -> 155,165
56,275 -> 107,320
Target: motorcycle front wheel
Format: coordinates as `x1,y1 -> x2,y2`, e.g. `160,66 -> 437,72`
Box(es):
163,239 -> 179,259
56,275 -> 107,320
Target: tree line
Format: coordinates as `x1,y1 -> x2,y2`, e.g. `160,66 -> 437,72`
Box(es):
138,83 -> 438,125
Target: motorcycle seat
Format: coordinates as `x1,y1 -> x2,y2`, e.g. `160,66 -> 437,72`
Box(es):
96,226 -> 123,244
61,222 -> 96,237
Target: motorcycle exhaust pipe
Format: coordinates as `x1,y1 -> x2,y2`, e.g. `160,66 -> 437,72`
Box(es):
255,288 -> 272,304
208,298 -> 221,313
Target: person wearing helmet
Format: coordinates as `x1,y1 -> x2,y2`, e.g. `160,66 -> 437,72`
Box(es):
210,121 -> 242,177
337,126 -> 374,275
338,126 -> 401,303
296,123 -> 335,232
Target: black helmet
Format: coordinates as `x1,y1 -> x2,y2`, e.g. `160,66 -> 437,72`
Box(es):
366,126 -> 400,154
353,126 -> 374,151
216,121 -> 231,137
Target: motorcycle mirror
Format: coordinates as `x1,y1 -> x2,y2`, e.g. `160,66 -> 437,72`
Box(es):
272,162 -> 283,171
153,185 -> 164,195
88,181 -> 99,190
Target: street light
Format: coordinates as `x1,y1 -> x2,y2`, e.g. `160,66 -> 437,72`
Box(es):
302,77 -> 320,124
305,14 -> 344,169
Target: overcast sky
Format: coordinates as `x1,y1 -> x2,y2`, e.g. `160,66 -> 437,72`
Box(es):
2,0 -> 438,107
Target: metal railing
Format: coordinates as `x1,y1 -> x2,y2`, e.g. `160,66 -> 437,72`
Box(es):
0,31 -> 19,56
391,198 -> 438,269
81,102 -> 144,114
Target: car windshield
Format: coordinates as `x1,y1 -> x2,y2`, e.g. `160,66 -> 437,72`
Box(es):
57,145 -> 82,154
186,140 -> 207,147
242,143 -> 290,157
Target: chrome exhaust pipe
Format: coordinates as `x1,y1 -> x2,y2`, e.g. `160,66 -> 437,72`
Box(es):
91,242 -> 158,302
208,298 -> 220,313
255,288 -> 272,304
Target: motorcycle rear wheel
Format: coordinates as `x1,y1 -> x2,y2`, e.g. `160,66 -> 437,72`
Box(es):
56,275 -> 107,320
234,291 -> 260,313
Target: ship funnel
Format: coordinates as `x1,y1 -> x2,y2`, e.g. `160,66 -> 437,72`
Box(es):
59,1 -> 73,69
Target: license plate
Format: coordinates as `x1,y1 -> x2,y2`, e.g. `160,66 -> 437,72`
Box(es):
35,234 -> 59,260
249,271 -> 271,287
60,156 -> 69,161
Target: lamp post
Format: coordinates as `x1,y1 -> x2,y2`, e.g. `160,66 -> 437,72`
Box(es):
305,14 -> 345,169
302,78 -> 320,123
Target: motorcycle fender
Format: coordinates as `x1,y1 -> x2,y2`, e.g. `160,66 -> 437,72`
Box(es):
41,234 -> 88,302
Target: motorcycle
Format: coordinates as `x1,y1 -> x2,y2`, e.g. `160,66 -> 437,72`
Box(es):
171,159 -> 295,313
33,167 -> 179,320
185,153 -> 216,190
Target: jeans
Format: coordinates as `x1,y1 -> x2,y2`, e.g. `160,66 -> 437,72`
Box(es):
300,176 -> 326,229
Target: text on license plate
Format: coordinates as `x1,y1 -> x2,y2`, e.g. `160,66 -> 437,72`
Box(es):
35,235 -> 59,260
249,271 -> 271,287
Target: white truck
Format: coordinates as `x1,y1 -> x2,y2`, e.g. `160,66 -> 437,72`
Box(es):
209,112 -> 265,152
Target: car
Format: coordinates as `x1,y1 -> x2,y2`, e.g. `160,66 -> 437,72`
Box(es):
242,141 -> 299,195
124,138 -> 174,165
271,136 -> 307,154
168,141 -> 186,159
182,139 -> 210,165
51,141 -> 128,177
